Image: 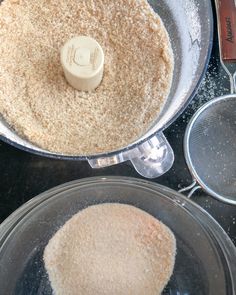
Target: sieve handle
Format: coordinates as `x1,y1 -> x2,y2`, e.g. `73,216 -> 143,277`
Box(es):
179,181 -> 201,198
215,0 -> 236,63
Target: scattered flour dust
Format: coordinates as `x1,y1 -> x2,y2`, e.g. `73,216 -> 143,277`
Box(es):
181,57 -> 229,124
0,0 -> 173,155
44,203 -> 176,295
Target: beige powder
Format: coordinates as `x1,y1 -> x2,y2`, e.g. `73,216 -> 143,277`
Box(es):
0,0 -> 173,155
44,203 -> 176,295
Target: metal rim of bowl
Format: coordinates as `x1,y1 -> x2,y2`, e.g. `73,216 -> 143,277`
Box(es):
184,94 -> 236,205
0,176 -> 235,292
0,1 -> 214,161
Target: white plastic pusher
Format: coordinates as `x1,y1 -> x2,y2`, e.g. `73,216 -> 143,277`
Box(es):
61,36 -> 104,92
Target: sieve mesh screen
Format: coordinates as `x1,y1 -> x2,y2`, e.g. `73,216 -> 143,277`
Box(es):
185,96 -> 236,203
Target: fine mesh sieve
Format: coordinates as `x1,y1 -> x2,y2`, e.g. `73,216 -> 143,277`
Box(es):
180,0 -> 236,205
183,95 -> 236,205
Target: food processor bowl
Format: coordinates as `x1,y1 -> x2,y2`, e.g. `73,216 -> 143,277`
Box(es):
0,0 -> 213,178
0,177 -> 235,294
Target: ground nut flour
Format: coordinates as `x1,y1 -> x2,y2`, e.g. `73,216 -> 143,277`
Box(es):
0,0 -> 173,155
44,204 -> 176,295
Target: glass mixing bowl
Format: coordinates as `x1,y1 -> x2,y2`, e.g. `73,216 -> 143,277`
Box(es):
0,0 -> 213,178
0,177 -> 235,295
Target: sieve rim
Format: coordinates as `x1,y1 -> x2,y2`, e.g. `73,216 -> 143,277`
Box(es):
184,94 -> 236,205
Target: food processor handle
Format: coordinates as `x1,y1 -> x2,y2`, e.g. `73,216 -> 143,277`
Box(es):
129,133 -> 174,178
88,133 -> 174,179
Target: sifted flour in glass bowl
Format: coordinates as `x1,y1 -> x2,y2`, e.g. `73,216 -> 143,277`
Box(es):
44,203 -> 176,295
0,0 -> 173,155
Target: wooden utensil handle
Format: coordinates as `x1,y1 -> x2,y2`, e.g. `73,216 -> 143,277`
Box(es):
216,0 -> 236,62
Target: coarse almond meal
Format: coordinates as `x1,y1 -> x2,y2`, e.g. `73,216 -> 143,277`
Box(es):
0,0 -> 173,155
